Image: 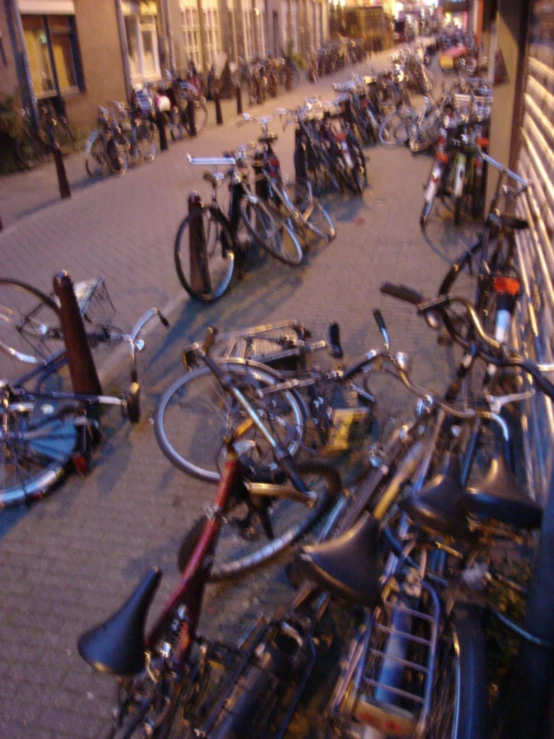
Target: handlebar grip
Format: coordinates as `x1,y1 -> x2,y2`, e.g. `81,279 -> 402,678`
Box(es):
380,282 -> 425,305
159,313 -> 170,328
373,309 -> 386,334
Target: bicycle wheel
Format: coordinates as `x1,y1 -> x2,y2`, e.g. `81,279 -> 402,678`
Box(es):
136,123 -> 156,162
423,605 -> 488,738
16,129 -> 48,167
174,207 -> 236,302
106,134 -> 129,176
0,401 -> 76,508
183,99 -> 208,135
85,132 -> 107,177
303,196 -> 336,242
240,198 -> 302,266
154,359 -> 306,483
379,108 -> 415,147
409,111 -> 442,154
178,462 -> 341,581
54,120 -> 76,153
0,279 -> 62,374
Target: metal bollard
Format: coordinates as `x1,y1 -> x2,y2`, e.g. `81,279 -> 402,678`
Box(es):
214,90 -> 223,125
236,84 -> 243,116
285,65 -> 292,92
187,98 -> 197,137
52,142 -> 71,200
188,193 -> 212,295
155,110 -> 169,151
53,271 -> 102,396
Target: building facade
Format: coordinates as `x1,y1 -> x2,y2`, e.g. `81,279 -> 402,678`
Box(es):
0,0 -> 330,129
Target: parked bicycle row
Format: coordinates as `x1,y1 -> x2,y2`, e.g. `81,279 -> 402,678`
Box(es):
59,154 -> 546,738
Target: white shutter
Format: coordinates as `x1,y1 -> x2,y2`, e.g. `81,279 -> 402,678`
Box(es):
515,0 -> 554,502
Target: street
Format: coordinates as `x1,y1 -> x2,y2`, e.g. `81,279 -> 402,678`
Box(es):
0,54 -> 477,738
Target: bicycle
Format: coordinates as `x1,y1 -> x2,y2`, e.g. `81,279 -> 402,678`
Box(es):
174,151 -> 299,302
154,317 -> 390,486
77,326 -> 341,737
0,276 -> 168,506
16,99 -> 76,166
194,296 -> 553,739
241,113 -> 336,249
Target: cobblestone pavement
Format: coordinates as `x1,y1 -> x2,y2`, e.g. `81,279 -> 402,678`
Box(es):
0,49 -> 479,738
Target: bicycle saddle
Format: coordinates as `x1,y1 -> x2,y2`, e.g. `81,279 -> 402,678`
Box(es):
258,133 -> 278,144
294,512 -> 382,608
399,452 -> 475,541
461,454 -> 542,529
488,213 -> 529,231
78,568 -> 161,675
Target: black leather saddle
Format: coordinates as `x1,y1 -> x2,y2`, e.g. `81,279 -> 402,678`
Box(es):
399,452 -> 474,541
78,567 -> 161,675
462,454 -> 543,530
294,512 -> 382,608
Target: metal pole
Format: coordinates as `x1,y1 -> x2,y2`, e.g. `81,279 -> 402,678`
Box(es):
53,272 -> 102,396
160,0 -> 176,73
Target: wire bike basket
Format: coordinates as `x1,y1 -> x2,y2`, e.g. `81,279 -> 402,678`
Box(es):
72,276 -> 116,327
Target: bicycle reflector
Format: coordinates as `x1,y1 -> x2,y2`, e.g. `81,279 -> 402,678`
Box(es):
476,138 -> 490,148
436,152 -> 449,163
493,276 -> 520,295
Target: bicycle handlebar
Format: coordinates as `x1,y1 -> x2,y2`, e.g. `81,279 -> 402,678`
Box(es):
187,154 -> 236,166
380,283 -> 554,401
481,153 -> 530,190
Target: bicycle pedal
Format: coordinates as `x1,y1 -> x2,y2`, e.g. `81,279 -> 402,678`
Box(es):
437,332 -> 453,346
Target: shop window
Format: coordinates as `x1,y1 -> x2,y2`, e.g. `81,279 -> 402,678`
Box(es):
22,14 -> 82,95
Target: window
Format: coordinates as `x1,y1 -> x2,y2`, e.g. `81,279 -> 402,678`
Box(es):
124,13 -> 160,82
181,2 -> 201,70
202,3 -> 221,68
22,14 -> 81,95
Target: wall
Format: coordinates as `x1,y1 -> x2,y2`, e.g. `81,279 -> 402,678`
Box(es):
64,0 -> 127,129
0,1 -> 24,98
486,0 -> 526,205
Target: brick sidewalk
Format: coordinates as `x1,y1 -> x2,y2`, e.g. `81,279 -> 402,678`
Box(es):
0,46 -> 477,738
0,48 -> 404,232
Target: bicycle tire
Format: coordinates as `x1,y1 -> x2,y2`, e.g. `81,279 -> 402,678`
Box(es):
136,123 -> 156,162
177,462 -> 341,581
54,120 -> 76,153
424,605 -> 488,738
420,201 -> 433,228
262,203 -> 304,265
174,206 -> 236,302
0,279 -> 62,372
378,108 -> 415,147
16,128 -> 48,167
240,198 -> 302,266
85,132 -> 107,177
0,402 -> 76,508
409,111 -> 442,154
154,359 -> 306,483
106,134 -> 129,176
302,196 -> 336,242
183,99 -> 208,135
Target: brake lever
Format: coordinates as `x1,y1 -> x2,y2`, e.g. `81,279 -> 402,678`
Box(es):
483,389 -> 535,414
